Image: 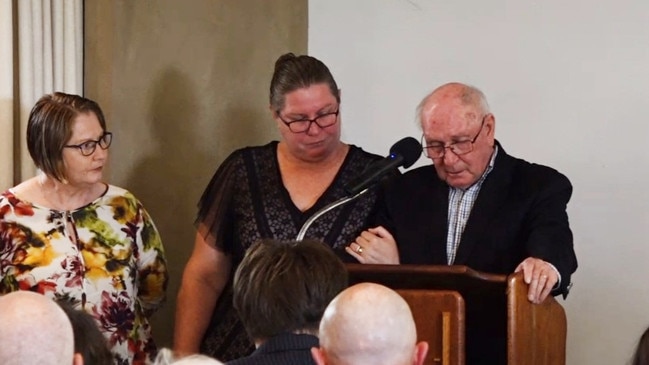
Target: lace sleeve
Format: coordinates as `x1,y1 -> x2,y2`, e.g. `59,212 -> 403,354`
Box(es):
195,151 -> 243,252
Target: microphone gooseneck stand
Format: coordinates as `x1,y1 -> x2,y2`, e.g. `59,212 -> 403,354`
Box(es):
295,188 -> 369,241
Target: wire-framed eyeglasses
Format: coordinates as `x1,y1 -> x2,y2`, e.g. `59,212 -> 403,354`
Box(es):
276,110 -> 339,133
64,132 -> 113,156
421,116 -> 486,159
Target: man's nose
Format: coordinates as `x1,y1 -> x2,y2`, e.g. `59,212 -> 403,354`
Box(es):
442,148 -> 459,164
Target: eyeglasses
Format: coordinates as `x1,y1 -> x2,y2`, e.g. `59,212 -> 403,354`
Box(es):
276,110 -> 339,133
64,132 -> 113,156
421,116 -> 486,159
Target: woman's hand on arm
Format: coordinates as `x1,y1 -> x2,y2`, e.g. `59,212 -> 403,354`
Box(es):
173,231 -> 232,356
346,226 -> 400,264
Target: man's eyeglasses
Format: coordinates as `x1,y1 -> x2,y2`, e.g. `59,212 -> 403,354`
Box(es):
421,115 -> 486,159
64,132 -> 113,156
276,110 -> 339,133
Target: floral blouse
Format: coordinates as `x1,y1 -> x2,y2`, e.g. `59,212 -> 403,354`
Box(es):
0,185 -> 168,365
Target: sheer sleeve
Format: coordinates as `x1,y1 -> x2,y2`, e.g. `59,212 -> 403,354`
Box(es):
195,151 -> 243,253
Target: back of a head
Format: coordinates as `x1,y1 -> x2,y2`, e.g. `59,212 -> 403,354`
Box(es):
59,302 -> 114,365
233,239 -> 348,342
154,348 -> 223,365
0,291 -> 75,365
318,283 -> 418,365
174,356 -> 224,365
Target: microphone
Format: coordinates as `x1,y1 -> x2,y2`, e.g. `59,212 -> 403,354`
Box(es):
344,137 -> 422,196
296,137 -> 421,241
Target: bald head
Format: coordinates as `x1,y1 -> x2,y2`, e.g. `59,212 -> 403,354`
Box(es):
0,291 -> 75,365
417,82 -> 490,126
154,348 -> 224,364
315,283 -> 427,365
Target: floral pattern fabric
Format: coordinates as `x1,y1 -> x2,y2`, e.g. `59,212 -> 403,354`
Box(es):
0,185 -> 168,365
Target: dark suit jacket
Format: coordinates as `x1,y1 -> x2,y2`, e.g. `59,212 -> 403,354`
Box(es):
225,333 -> 318,365
376,142 -> 578,296
375,143 -> 578,364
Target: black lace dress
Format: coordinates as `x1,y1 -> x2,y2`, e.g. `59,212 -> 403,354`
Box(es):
195,141 -> 383,361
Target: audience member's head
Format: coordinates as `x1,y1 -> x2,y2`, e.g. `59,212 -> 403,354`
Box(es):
631,326 -> 649,365
233,239 -> 348,345
58,302 -> 114,365
312,283 -> 428,365
0,291 -> 82,365
154,348 -> 223,364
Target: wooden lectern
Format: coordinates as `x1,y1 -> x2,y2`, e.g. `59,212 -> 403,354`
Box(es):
345,264 -> 566,365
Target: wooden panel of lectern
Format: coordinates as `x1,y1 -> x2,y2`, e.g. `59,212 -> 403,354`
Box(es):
345,264 -> 567,365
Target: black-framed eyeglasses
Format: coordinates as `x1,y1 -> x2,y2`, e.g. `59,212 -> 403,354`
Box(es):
63,132 -> 113,156
276,110 -> 340,133
421,115 -> 487,159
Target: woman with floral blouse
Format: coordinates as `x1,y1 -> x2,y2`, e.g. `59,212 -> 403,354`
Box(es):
0,92 -> 168,365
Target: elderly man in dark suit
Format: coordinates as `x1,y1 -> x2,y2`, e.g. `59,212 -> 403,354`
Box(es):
347,82 -> 578,364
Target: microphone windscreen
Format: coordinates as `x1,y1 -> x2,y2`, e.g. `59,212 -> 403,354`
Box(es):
389,137 -> 422,168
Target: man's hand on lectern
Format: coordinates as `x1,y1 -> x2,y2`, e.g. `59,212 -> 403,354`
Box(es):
515,257 -> 558,304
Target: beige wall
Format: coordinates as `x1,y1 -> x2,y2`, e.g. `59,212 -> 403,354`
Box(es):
84,0 -> 307,348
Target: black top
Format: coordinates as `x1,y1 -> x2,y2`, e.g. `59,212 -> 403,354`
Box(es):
196,142 -> 383,361
226,333 -> 318,365
375,141 -> 577,294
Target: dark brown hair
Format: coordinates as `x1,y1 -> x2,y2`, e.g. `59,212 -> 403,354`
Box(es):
233,239 -> 348,341
57,302 -> 114,365
27,92 -> 107,181
269,53 -> 340,111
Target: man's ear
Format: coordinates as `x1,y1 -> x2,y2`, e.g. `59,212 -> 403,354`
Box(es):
413,341 -> 429,365
311,346 -> 327,365
485,112 -> 496,138
73,352 -> 84,365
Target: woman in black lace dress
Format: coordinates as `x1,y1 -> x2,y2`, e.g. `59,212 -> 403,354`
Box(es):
173,53 -> 384,361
